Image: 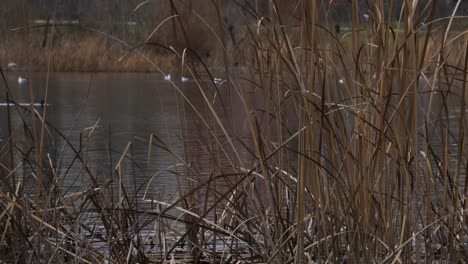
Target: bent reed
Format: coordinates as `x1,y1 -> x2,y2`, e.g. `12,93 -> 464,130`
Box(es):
1,1 -> 467,263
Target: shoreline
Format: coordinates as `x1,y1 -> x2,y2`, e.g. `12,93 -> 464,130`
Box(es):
1,27 -> 465,74
0,32 -> 228,73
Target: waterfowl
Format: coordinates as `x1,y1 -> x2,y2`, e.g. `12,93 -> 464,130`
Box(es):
164,73 -> 171,81
7,62 -> 18,70
213,78 -> 224,85
181,76 -> 189,82
362,13 -> 369,22
18,76 -> 28,85
0,102 -> 46,107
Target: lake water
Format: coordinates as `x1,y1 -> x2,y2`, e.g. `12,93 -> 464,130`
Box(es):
1,72 -> 259,202
1,72 -> 466,256
1,72 -> 465,201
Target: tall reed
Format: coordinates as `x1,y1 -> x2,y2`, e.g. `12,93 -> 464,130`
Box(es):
162,0 -> 468,262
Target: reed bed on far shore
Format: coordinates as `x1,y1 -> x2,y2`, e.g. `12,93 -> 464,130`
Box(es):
1,32 -> 175,72
1,0 -> 467,263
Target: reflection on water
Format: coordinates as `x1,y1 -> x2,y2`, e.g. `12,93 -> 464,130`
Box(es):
0,72 -> 465,202
1,72 -> 242,200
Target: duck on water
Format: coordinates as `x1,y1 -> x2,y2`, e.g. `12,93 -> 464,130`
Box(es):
0,100 -> 46,107
18,76 -> 28,85
164,73 -> 190,82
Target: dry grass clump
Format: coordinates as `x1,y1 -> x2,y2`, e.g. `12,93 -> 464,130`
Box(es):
0,0 -> 467,263
0,30 -> 226,73
0,32 -> 177,72
0,0 -> 227,73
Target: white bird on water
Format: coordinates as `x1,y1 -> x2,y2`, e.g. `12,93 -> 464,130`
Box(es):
18,76 -> 28,85
0,101 -> 47,107
164,73 -> 189,82
7,62 -> 18,70
213,77 -> 224,85
363,13 -> 369,22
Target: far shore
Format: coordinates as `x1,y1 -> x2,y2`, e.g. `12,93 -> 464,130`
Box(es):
1,22 -> 465,73
0,32 -> 227,73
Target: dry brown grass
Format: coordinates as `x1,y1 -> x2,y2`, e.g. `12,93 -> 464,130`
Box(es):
0,1 -> 467,263
0,32 -> 174,72
0,24 -> 225,73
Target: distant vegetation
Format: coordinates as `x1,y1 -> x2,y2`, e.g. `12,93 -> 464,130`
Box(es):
1,0 -> 467,72
0,0 -> 467,263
